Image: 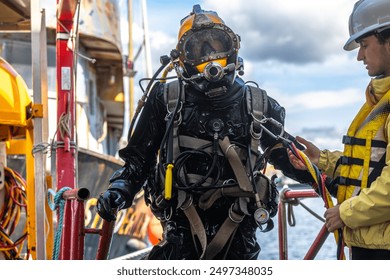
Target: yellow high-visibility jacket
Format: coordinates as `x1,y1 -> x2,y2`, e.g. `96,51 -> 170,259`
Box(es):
318,76 -> 390,250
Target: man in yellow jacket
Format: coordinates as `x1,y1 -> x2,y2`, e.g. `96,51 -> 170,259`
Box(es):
288,0 -> 390,260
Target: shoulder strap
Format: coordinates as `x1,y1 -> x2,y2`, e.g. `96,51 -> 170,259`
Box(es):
245,85 -> 268,168
163,80 -> 181,113
163,80 -> 183,161
246,85 -> 268,133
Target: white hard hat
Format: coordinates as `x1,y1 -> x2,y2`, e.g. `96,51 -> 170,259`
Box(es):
344,0 -> 390,51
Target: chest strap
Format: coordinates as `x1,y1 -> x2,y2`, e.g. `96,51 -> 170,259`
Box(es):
332,153 -> 386,188
219,136 -> 253,192
339,155 -> 385,169
342,135 -> 387,148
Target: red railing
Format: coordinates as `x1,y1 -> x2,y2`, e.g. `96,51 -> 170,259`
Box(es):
59,187 -> 116,260
278,187 -> 330,260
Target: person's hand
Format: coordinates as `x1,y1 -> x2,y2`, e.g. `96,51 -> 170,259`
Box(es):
295,136 -> 321,165
324,205 -> 345,232
287,149 -> 307,170
97,188 -> 126,221
287,136 -> 321,170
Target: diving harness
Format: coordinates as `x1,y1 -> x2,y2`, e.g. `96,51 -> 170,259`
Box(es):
133,50 -> 288,258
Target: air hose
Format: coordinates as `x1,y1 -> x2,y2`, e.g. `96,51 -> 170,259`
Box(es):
0,166 -> 28,260
129,55 -> 172,137
254,115 -> 345,259
288,142 -> 345,260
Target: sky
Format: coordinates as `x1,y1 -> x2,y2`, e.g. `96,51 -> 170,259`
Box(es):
119,0 -> 369,150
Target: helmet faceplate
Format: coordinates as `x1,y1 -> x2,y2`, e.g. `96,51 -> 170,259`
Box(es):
175,5 -> 241,95
177,21 -> 240,73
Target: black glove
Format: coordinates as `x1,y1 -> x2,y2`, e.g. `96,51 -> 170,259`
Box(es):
269,147 -> 314,185
97,181 -> 127,222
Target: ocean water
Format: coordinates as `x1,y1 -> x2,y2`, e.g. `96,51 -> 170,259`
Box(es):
256,187 -> 342,260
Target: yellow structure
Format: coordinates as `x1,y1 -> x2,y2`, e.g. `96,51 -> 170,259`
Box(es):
0,57 -> 32,129
0,56 -> 50,259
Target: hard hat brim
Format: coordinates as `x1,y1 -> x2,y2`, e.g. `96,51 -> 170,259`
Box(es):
344,32 -> 364,51
344,23 -> 390,51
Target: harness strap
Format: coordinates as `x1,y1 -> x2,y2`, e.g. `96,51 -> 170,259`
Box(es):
180,193 -> 208,259
164,80 -> 183,160
342,135 -> 387,148
331,144 -> 387,189
246,86 -> 268,133
179,135 -> 224,156
180,192 -> 245,260
185,173 -> 223,185
334,176 -> 362,187
246,86 -> 268,169
203,200 -> 244,259
198,186 -> 251,210
219,136 -> 253,192
339,155 -> 385,169
367,153 -> 386,184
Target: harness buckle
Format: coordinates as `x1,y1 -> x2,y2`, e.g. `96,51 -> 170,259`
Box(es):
164,207 -> 173,221
165,101 -> 183,125
340,156 -> 351,165
228,204 -> 244,223
338,177 -> 347,185
180,194 -> 194,211
250,122 -> 262,140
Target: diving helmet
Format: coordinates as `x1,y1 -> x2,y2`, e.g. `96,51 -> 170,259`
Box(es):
175,5 -> 241,95
344,0 -> 390,51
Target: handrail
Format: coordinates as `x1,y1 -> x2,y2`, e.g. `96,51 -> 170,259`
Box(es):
59,189 -> 115,260
278,186 -> 330,260
94,219 -> 116,260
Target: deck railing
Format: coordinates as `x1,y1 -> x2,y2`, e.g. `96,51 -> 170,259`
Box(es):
278,186 -> 330,260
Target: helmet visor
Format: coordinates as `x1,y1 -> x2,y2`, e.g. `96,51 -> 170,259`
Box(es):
182,29 -> 233,63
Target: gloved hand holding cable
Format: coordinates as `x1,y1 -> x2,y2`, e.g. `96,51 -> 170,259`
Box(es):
286,136 -> 345,260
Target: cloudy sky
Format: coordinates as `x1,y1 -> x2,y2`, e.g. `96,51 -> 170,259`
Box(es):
121,0 -> 368,150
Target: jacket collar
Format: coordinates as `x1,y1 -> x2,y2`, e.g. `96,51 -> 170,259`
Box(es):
366,76 -> 390,106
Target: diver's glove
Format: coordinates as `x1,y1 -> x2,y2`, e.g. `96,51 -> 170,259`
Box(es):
97,180 -> 129,221
97,164 -> 142,221
269,147 -> 315,185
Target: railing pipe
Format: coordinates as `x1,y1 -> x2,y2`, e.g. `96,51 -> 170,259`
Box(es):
95,219 -> 116,260
278,186 -> 329,260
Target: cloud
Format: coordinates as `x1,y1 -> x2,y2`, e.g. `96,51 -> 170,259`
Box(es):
125,0 -> 369,136
127,0 -> 360,68
133,0 -> 358,68
202,0 -> 356,64
279,88 -> 363,112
